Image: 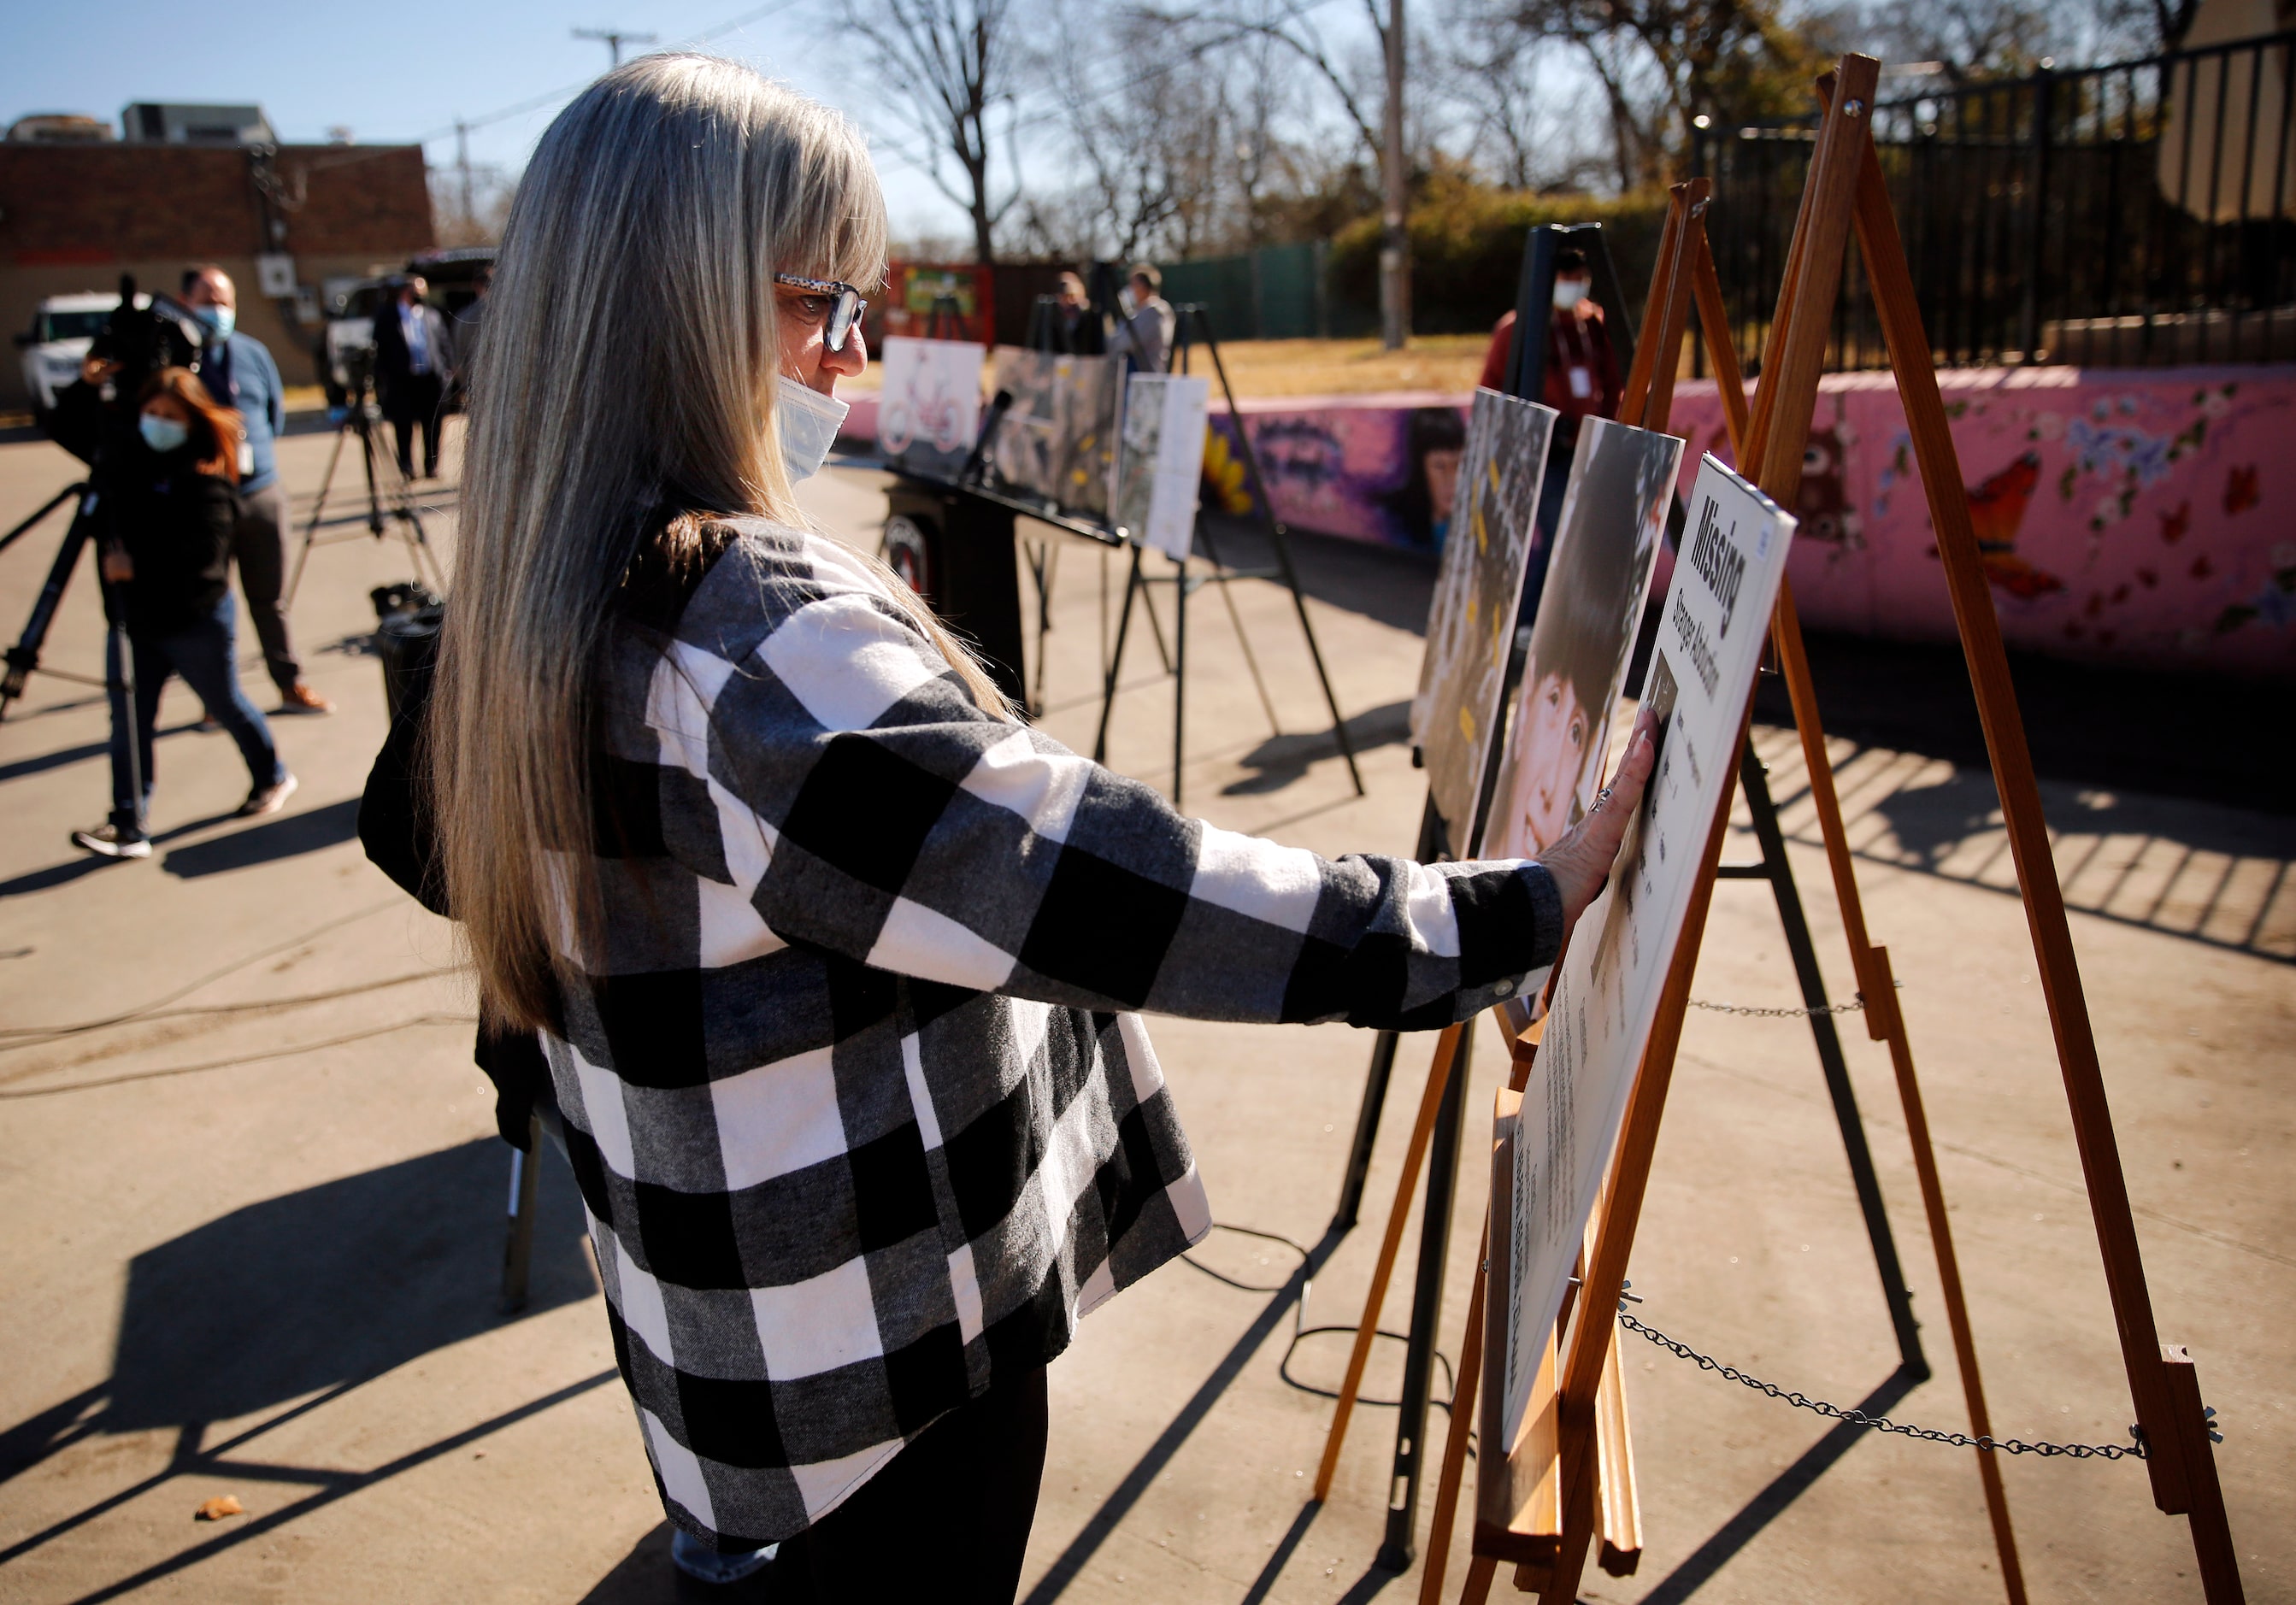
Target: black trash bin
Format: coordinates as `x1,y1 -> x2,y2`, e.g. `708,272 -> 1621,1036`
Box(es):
374,604 -> 444,723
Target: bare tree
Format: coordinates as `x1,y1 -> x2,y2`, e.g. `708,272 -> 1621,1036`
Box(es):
842,0 -> 1029,262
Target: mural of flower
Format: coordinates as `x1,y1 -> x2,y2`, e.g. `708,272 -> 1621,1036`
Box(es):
1199,426 -> 1254,516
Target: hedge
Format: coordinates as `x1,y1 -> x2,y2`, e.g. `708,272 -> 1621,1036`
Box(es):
1327,181 -> 1672,337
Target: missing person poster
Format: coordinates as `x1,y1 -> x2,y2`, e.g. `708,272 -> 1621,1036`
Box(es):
1116,373 -> 1212,561
878,336 -> 985,484
1498,455 -> 1798,1451
1410,390 -> 1558,850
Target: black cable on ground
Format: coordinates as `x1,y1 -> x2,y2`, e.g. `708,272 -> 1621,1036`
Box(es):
1180,1220 -> 1472,1453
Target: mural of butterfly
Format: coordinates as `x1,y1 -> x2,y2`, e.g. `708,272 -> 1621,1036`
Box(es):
1965,450 -> 2063,600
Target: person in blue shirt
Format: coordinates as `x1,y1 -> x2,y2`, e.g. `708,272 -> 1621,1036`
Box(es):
181,265 -> 333,714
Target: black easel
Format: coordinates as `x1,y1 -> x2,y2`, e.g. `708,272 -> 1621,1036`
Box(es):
1089,303 -> 1363,811
1337,220 -> 1926,1573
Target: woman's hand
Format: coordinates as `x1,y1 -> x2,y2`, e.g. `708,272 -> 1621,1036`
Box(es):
1537,705 -> 1659,932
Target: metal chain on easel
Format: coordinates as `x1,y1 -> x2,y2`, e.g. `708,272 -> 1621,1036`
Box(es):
1615,1300 -> 2173,1461
1686,979 -> 1906,1020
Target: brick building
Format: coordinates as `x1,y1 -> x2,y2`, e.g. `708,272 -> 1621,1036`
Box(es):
0,139 -> 435,411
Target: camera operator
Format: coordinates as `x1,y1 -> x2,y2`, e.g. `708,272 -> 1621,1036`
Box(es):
373,275 -> 450,480
69,369 -> 297,858
180,265 -> 333,715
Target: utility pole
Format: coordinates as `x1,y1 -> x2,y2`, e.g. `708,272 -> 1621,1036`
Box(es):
455,119 -> 474,235
573,26 -> 657,67
1378,0 -> 1410,350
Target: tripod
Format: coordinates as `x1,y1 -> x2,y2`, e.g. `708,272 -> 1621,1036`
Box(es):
284,368 -> 446,607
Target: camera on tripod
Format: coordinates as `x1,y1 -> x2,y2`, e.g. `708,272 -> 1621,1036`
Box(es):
50,273 -> 212,467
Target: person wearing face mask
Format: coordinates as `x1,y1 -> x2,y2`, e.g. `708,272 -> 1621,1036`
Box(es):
405,58 -> 1653,1602
1475,247 -> 1622,544
70,368 -> 296,859
180,265 -> 332,716
1106,262 -> 1174,374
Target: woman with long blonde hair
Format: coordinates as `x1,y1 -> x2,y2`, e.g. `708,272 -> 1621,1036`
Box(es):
427,55 -> 1651,1600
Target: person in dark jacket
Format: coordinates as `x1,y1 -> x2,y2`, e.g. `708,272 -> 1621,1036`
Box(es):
181,264 -> 333,714
70,368 -> 297,859
372,275 -> 451,479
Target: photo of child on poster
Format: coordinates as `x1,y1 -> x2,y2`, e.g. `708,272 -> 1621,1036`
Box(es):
1487,416 -> 1684,863
1409,391 -> 1558,849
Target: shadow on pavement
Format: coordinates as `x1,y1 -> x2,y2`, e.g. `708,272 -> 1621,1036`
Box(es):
0,721 -> 201,787
0,1137 -> 594,1483
160,796 -> 362,879
1223,700 -> 1414,797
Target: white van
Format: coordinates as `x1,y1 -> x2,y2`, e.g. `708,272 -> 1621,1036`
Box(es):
16,291 -> 148,419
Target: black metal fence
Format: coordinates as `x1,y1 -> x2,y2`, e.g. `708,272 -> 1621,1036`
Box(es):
1693,32 -> 2296,371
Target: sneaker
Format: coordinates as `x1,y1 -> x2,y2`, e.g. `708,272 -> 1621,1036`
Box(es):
669,1529 -> 778,1586
70,823 -> 151,859
278,682 -> 334,715
239,773 -> 298,818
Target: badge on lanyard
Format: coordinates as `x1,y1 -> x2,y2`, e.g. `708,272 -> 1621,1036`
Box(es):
1568,366 -> 1592,400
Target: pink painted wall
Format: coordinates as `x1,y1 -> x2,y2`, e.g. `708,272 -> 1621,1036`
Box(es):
845,367 -> 2296,677
1664,367 -> 2295,678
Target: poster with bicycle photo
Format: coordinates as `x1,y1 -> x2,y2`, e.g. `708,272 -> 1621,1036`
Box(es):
877,336 -> 984,484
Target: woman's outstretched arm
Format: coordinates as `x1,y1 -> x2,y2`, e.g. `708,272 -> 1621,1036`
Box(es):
648,533 -> 1651,1032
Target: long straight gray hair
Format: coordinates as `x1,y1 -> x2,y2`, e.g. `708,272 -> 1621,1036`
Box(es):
431,55 -> 1003,1033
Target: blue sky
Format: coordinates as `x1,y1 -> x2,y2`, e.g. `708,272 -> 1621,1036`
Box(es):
1,0 -> 969,238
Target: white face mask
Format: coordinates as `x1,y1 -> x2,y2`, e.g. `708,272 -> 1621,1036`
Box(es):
1552,278 -> 1591,311
776,375 -> 850,484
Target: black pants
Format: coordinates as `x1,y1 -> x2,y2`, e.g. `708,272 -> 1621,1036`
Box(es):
231,481 -> 299,692
387,373 -> 443,478
773,1365 -> 1047,1602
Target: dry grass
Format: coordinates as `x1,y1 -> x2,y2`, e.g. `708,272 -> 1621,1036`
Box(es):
839,333 -> 1492,399
1188,334 -> 1488,397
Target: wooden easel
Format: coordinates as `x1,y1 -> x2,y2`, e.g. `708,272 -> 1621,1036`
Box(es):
1312,173 -> 2005,1592
1427,56 -> 2242,1604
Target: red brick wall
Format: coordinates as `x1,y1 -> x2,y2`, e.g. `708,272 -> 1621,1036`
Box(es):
0,144 -> 434,264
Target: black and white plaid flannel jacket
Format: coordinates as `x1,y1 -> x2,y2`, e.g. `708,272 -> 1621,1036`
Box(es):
545,521 -> 1564,1550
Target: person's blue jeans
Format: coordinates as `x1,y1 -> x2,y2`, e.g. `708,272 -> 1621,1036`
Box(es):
108,591 -> 284,834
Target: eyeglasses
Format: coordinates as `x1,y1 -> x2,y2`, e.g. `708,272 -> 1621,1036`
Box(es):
774,273 -> 868,353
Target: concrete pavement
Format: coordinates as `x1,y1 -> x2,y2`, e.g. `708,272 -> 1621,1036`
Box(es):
0,423 -> 2287,1602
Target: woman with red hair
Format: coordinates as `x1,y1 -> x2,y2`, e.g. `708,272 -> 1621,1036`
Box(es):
71,367 -> 294,858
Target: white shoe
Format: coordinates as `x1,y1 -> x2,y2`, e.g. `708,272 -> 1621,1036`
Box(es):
71,823 -> 151,859
239,772 -> 298,818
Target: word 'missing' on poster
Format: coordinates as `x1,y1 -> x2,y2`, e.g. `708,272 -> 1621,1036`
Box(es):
1409,390 -> 1558,850
877,336 -> 985,485
1116,373 -> 1212,561
1498,455 -> 1798,1450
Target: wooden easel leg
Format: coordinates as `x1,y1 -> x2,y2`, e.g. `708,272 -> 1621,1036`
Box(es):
1418,1230 -> 1487,1605
1459,1553 -> 1498,1605
1844,99 -> 2224,1539
1314,1021 -> 1468,1502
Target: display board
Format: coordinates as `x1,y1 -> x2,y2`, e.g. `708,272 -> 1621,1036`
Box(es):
1498,454 -> 1798,1449
878,336 -> 985,484
1408,390 -> 1557,849
989,347 -> 1122,526
1116,373 -> 1212,560
1487,417 -> 1681,864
